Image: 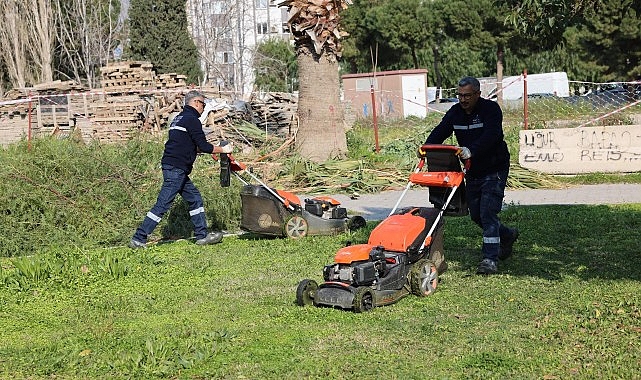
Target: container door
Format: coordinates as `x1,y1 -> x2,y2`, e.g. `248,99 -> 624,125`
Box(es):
402,75 -> 427,118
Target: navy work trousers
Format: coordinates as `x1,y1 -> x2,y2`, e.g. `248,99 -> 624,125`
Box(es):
465,168 -> 512,262
132,165 -> 208,243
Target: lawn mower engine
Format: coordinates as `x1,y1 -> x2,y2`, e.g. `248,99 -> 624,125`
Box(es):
296,207 -> 446,312
322,246 -> 407,288
311,243 -> 429,312
304,197 -> 348,220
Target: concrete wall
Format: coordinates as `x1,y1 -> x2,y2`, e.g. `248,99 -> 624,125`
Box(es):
519,125 -> 641,173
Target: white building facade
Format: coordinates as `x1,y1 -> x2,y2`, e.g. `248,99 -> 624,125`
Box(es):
186,0 -> 291,98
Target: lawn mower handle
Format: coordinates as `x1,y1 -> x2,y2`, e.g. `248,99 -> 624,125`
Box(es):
218,154 -> 297,211
417,144 -> 471,171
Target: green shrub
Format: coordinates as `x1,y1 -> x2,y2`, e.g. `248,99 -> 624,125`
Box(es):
0,137 -> 241,257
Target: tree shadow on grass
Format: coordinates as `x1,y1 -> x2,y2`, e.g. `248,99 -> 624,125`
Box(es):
160,199 -> 194,241
444,204 -> 641,281
159,195 -> 240,242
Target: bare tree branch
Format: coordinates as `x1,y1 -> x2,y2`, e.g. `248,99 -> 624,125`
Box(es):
0,0 -> 29,88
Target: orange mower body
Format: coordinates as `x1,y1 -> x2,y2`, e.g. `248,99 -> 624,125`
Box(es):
296,144 -> 469,312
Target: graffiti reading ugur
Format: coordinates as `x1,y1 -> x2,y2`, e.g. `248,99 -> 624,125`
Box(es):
519,125 -> 641,174
522,131 -> 563,162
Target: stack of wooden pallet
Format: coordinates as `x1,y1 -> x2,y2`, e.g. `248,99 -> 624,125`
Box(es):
250,92 -> 298,136
99,61 -> 156,93
0,99 -> 33,145
78,95 -> 145,143
157,73 -> 188,89
99,62 -> 188,92
0,80 -> 86,145
79,62 -> 187,142
0,60 -> 301,146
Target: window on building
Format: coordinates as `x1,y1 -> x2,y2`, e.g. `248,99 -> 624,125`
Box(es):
257,22 -> 268,34
211,1 -> 225,14
222,51 -> 233,64
255,0 -> 268,8
356,78 -> 377,92
215,27 -> 231,39
280,8 -> 290,32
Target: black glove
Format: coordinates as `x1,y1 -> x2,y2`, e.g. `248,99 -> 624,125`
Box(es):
416,145 -> 427,158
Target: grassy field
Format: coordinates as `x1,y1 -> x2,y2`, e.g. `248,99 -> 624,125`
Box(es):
2,203 -> 641,379
2,117 -> 641,378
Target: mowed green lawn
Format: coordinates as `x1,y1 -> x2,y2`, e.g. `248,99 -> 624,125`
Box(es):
2,203 -> 641,379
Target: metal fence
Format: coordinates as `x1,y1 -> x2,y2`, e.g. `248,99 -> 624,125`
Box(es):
430,79 -> 641,129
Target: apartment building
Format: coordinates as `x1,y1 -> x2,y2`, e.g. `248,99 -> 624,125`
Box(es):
187,0 -> 291,97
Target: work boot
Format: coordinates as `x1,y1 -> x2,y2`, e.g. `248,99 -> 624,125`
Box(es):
195,231 -> 224,245
129,239 -> 147,249
476,258 -> 498,275
499,228 -> 520,260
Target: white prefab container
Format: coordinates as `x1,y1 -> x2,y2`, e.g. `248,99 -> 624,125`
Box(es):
342,69 -> 428,120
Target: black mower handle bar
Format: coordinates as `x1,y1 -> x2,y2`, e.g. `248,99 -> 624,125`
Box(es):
417,144 -> 471,171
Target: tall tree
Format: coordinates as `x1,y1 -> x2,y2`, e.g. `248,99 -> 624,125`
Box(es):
281,0 -> 350,162
573,0 -> 641,80
127,0 -> 202,84
55,0 -> 121,88
0,1 -> 29,88
342,0 -> 423,73
27,0 -> 55,84
504,0 -> 602,49
372,0 -> 430,69
0,0 -> 55,88
253,38 -> 298,93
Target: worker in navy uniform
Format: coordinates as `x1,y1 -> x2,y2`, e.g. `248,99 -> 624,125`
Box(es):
129,90 -> 233,248
422,76 -> 518,274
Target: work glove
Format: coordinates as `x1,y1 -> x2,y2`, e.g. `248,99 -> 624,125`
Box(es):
217,140 -> 233,154
416,145 -> 427,158
456,146 -> 472,160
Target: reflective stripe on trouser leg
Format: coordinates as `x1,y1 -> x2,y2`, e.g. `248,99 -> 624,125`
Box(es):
132,211 -> 162,243
482,236 -> 500,262
189,206 -> 208,240
481,215 -> 501,261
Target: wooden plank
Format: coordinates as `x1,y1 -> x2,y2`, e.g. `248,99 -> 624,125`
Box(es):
91,116 -> 141,122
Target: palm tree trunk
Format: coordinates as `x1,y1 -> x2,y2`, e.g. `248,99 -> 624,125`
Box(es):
295,46 -> 347,162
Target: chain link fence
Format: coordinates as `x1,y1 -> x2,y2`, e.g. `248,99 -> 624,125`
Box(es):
430,79 -> 641,129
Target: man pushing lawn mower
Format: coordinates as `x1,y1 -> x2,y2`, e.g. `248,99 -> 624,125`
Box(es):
129,90 -> 234,249
422,76 -> 519,275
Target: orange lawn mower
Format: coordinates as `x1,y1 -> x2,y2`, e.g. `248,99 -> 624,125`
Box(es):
295,144 -> 470,312
219,153 -> 366,238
